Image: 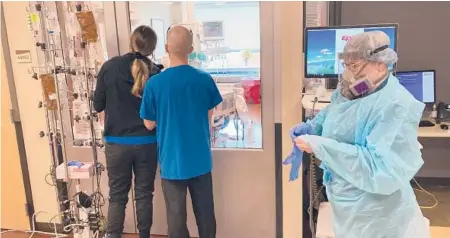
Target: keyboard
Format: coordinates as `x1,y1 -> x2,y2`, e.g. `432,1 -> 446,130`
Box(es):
419,120 -> 435,127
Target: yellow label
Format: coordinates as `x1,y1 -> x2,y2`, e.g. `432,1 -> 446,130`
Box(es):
30,13 -> 39,23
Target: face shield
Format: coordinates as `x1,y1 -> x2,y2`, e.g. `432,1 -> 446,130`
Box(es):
337,46 -> 390,100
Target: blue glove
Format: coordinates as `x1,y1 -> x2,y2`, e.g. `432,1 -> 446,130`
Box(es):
283,123 -> 313,181
68,160 -> 84,168
292,122 -> 313,138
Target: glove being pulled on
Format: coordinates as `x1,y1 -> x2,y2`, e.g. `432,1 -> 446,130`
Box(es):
283,123 -> 313,181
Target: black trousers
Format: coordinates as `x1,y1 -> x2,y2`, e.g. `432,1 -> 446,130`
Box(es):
105,143 -> 158,238
161,172 -> 216,238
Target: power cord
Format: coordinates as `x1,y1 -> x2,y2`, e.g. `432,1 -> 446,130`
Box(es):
308,97 -> 321,238
413,178 -> 439,209
43,162 -> 107,234
63,223 -> 89,233
309,96 -> 318,121
44,165 -> 74,229
0,210 -> 68,238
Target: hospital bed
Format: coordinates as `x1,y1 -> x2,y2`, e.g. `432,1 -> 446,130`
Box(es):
211,82 -> 247,146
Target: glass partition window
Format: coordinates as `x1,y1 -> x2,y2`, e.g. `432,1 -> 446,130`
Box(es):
129,1 -> 262,149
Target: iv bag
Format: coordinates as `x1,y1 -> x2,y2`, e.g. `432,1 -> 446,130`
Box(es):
75,11 -> 99,43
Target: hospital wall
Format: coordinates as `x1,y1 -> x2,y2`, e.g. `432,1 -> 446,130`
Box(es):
276,3 -> 304,238
131,2 -> 261,51
340,1 -> 450,179
2,1 -> 61,223
1,30 -> 31,230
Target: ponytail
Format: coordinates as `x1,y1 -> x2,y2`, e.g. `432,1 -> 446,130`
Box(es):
131,58 -> 150,97
129,25 -> 157,96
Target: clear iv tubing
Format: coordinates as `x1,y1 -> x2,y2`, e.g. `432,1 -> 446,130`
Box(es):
50,35 -> 70,181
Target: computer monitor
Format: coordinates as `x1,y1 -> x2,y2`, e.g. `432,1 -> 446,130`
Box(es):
396,70 -> 436,104
304,24 -> 398,78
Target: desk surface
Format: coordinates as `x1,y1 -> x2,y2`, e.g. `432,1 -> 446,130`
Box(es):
418,124 -> 450,138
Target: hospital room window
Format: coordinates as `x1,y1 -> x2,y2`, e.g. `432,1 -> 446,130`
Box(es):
128,1 -> 262,149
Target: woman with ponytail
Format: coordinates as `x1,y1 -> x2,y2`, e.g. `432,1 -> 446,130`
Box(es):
93,25 -> 163,238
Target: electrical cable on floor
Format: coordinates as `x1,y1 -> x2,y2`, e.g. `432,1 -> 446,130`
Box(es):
413,178 -> 439,209
0,210 -> 68,238
63,223 -> 89,233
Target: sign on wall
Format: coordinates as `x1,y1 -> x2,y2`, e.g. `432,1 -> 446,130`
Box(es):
14,50 -> 32,63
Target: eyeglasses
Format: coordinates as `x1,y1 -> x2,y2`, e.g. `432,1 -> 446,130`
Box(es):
342,60 -> 366,71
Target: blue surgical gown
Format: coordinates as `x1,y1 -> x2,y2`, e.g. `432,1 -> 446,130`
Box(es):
301,74 -> 430,238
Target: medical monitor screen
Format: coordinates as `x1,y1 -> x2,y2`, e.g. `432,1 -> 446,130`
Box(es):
305,24 -> 398,78
396,70 -> 436,103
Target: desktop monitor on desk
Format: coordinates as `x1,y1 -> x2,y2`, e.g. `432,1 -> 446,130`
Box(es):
396,70 -> 436,104
396,70 -> 436,127
304,24 -> 398,79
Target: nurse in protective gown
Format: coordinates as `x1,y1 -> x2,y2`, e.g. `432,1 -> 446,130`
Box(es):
296,31 -> 430,238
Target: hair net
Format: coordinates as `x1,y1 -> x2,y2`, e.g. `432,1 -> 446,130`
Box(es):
338,31 -> 398,65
